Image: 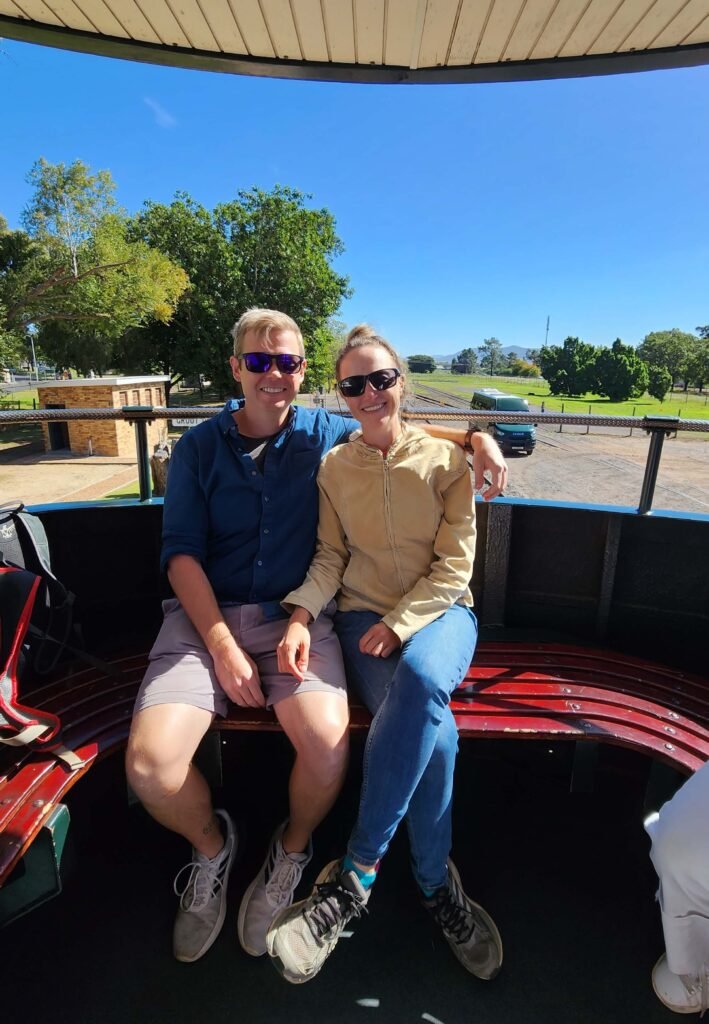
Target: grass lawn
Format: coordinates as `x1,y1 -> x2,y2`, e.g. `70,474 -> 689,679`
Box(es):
411,372 -> 709,420
102,480 -> 140,500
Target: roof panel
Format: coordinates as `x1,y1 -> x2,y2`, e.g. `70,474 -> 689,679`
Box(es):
291,0 -> 328,62
43,0 -> 97,32
321,0 -> 355,62
384,0 -> 420,66
98,0 -> 160,41
134,0 -> 191,46
503,0 -> 561,61
588,0 -> 657,54
228,0 -> 274,55
477,0 -> 527,63
260,0 -> 301,59
3,0 -> 64,25
448,0 -> 491,64
652,0 -> 709,45
622,0 -> 688,51
71,0 -> 129,36
418,0 -> 460,68
198,0 -> 245,53
684,12 -> 709,42
355,0 -> 385,64
163,0 -> 218,50
560,0 -> 626,57
531,0 -> 590,59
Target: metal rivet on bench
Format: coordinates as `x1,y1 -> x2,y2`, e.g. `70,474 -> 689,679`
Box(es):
664,743 -> 676,751
568,702 -> 582,711
668,712 -> 680,720
32,799 -> 46,808
562,687 -> 572,694
664,727 -> 676,735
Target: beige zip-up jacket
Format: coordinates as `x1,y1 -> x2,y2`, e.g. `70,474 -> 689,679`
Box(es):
282,424 -> 475,644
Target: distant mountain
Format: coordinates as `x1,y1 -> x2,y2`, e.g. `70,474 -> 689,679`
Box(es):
434,346 -> 531,364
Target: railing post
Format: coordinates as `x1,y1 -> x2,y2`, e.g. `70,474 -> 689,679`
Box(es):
637,417 -> 679,515
124,406 -> 154,502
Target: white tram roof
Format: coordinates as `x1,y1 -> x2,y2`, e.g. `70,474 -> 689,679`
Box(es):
1,0 -> 708,84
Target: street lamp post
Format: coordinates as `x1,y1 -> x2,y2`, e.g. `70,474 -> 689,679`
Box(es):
29,335 -> 39,381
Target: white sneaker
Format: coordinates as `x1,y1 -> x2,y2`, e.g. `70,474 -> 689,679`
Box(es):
238,821 -> 312,956
172,809 -> 237,963
652,953 -> 709,1015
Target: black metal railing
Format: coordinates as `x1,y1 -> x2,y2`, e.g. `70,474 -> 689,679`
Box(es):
1,405 -> 706,513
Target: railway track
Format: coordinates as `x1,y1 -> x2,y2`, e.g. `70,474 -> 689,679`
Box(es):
410,383 -> 472,412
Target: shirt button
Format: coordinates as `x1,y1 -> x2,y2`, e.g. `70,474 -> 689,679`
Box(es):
264,496 -> 270,502
257,560 -> 263,566
251,470 -> 257,477
264,528 -> 269,534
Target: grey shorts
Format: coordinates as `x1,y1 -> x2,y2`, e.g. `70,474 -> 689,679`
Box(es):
134,598 -> 347,717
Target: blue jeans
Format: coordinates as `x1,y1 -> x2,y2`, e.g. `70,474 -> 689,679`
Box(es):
334,604 -> 478,892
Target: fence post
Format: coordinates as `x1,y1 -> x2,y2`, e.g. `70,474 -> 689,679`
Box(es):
559,402 -> 564,433
586,404 -> 591,434
630,406 -> 636,437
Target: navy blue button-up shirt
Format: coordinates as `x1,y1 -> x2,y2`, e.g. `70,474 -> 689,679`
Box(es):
161,401 -> 354,604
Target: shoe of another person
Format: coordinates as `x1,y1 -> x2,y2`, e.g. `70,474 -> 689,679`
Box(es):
238,821 -> 312,956
652,953 -> 709,1015
422,858 -> 503,980
266,859 -> 370,984
172,809 -> 237,963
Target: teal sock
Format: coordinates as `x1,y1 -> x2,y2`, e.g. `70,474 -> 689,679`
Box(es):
343,854 -> 378,889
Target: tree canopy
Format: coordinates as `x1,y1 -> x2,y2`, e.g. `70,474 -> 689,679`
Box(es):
407,354 -> 436,373
451,348 -> 477,374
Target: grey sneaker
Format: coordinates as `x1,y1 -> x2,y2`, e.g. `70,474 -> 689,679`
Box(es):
172,809 -> 237,963
238,821 -> 312,956
266,859 -> 370,984
422,858 -> 503,980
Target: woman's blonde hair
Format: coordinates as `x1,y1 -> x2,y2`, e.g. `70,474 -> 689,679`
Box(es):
230,308 -> 305,358
335,324 -> 405,379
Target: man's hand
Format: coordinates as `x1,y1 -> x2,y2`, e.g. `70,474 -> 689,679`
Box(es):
470,432 -> 508,500
359,622 -> 401,658
211,635 -> 266,708
277,612 -> 312,682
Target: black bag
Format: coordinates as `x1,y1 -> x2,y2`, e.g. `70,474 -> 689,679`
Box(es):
0,501 -> 74,675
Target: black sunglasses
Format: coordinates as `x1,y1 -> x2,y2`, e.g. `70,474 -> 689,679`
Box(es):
337,368 -> 401,398
241,352 -> 305,374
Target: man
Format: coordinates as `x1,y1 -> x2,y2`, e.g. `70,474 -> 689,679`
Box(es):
125,308 -> 507,965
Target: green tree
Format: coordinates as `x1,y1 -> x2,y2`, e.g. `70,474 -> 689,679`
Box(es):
685,335 -> 709,393
637,329 -> 696,389
539,337 -> 596,396
2,161 -> 187,366
526,347 -> 541,365
407,354 -> 436,373
594,339 -> 648,402
451,348 -> 477,374
478,337 -> 504,376
647,365 -> 672,403
507,356 -> 540,377
128,187 -> 351,397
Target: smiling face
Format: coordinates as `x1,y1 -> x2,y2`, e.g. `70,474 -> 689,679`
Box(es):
337,344 -> 404,433
230,327 -> 306,418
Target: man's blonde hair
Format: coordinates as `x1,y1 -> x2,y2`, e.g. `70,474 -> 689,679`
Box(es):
230,308 -> 305,358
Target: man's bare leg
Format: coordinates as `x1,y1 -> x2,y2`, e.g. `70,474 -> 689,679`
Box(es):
238,690 -> 349,955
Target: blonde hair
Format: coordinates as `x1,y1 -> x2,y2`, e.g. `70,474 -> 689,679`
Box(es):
230,308 -> 305,358
335,324 -> 406,379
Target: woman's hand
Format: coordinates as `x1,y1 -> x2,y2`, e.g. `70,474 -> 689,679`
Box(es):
470,432 -> 508,499
277,610 -> 312,681
359,622 -> 401,658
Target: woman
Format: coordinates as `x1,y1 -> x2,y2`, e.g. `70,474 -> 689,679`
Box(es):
266,325 -> 503,984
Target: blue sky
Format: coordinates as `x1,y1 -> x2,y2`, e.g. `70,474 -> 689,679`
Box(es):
2,39 -> 707,356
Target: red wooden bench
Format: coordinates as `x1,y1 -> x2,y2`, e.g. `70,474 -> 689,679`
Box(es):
2,642 -> 708,922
